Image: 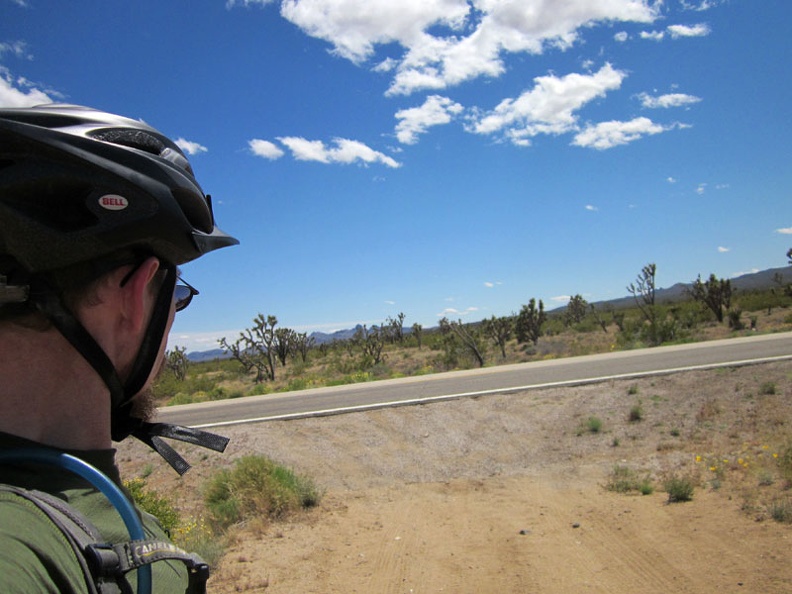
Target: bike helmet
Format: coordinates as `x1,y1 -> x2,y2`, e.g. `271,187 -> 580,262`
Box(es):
0,104 -> 239,473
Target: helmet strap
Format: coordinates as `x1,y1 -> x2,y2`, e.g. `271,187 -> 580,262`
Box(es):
33,269 -> 229,474
32,280 -> 126,410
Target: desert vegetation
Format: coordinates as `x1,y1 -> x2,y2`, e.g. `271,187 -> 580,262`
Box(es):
130,258 -> 792,574
154,262 -> 792,408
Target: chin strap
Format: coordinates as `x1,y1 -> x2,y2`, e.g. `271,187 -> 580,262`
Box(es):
129,421 -> 230,476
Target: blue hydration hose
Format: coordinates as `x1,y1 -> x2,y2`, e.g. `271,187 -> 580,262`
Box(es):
0,448 -> 152,594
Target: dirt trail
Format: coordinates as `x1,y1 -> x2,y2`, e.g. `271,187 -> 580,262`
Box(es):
120,361 -> 792,593
211,471 -> 791,594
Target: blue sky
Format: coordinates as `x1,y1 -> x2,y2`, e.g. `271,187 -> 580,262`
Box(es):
2,0 -> 790,352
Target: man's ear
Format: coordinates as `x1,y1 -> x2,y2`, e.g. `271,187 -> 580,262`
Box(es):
118,257 -> 162,334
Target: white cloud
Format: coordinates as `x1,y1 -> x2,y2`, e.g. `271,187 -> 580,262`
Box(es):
225,0 -> 274,8
731,268 -> 759,278
281,0 -> 469,64
0,68 -> 53,107
585,204 -> 598,211
175,138 -> 208,155
278,136 -> 401,168
681,1 -> 718,10
249,138 -> 285,160
484,282 -> 495,288
696,183 -> 707,195
0,41 -> 31,60
667,176 -> 677,183
278,136 -> 329,162
167,328 -> 244,353
640,30 -> 665,41
718,246 -> 730,253
641,23 -> 710,42
277,0 -> 658,96
372,57 -> 398,73
638,92 -> 701,108
614,31 -> 629,42
668,23 -> 711,38
572,116 -> 668,150
776,227 -> 792,235
551,295 -> 571,303
469,63 -> 626,146
394,94 -> 464,144
437,306 -> 478,318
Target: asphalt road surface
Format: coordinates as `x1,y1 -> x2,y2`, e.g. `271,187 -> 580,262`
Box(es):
158,332 -> 792,429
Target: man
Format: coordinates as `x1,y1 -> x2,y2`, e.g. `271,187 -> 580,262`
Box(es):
0,104 -> 238,592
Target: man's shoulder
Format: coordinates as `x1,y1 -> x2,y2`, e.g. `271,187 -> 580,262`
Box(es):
0,489 -> 88,593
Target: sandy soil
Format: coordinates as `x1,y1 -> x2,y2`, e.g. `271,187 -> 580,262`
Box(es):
119,360 -> 792,593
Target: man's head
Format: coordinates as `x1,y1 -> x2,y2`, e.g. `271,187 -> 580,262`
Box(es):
0,104 -> 238,442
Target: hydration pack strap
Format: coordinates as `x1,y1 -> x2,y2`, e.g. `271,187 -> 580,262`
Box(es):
88,540 -> 210,594
0,485 -> 111,594
1,485 -> 211,594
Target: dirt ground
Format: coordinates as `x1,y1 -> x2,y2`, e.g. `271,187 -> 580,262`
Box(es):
119,359 -> 792,593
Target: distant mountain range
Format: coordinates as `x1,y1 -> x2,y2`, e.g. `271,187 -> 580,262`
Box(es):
186,265 -> 792,362
585,265 -> 792,312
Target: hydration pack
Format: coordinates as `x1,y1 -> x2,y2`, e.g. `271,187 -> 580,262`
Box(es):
0,449 -> 212,594
0,484 -> 210,594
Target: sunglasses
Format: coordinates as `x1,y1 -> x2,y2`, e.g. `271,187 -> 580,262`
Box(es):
174,276 -> 199,312
119,261 -> 199,312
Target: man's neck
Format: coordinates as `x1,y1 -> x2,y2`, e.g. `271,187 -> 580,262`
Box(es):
0,324 -> 113,450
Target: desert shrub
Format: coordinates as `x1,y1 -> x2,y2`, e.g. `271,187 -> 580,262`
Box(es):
577,416 -> 603,435
759,381 -> 777,395
204,455 -> 322,531
286,377 -> 313,391
735,289 -> 790,313
171,516 -> 225,568
696,398 -> 720,423
125,478 -> 228,567
727,309 -> 744,330
628,402 -> 644,422
605,465 -> 654,495
124,478 -> 181,534
768,499 -> 792,524
154,372 -> 218,402
778,443 -> 792,482
664,475 -> 695,503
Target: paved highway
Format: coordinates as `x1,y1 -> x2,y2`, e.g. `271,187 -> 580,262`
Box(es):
158,331 -> 792,429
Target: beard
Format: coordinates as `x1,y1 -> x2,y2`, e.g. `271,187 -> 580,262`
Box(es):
126,355 -> 168,423
128,387 -> 158,423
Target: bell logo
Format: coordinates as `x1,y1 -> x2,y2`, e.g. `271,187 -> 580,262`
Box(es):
99,194 -> 129,211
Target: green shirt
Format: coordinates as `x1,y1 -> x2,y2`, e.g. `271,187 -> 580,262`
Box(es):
0,432 -> 189,593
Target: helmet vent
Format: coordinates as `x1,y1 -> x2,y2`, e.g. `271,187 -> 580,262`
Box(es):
89,128 -> 167,157
170,187 -> 213,234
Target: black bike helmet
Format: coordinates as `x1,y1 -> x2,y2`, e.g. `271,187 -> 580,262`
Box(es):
0,103 -> 237,272
0,104 -> 239,473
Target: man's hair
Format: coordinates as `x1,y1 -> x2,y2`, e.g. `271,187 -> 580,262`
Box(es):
0,248 -> 151,329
